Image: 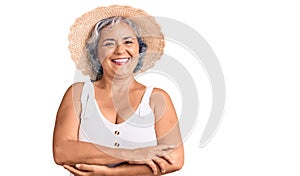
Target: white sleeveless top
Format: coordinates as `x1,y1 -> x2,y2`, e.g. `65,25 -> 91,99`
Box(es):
79,81 -> 157,149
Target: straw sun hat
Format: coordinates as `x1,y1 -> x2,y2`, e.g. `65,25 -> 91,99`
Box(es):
68,5 -> 165,80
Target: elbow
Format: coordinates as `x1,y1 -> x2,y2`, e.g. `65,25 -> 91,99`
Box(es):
53,143 -> 67,165
177,159 -> 184,171
164,158 -> 184,175
54,156 -> 64,166
171,151 -> 184,172
173,158 -> 184,172
53,153 -> 64,166
53,147 -> 63,165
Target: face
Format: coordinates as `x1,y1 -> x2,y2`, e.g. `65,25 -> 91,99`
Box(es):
98,21 -> 140,78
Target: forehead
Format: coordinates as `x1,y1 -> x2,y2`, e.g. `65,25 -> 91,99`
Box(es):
100,21 -> 136,39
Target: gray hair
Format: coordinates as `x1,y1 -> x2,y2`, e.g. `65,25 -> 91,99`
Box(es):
85,16 -> 147,81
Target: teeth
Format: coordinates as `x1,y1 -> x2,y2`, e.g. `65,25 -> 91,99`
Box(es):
113,58 -> 129,63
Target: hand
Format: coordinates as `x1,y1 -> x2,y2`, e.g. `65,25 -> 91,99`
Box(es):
130,145 -> 174,161
63,164 -> 112,176
129,155 -> 174,175
128,145 -> 175,175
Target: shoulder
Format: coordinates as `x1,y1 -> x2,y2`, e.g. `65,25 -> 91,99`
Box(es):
152,87 -> 169,95
63,82 -> 85,102
65,82 -> 85,94
150,87 -> 178,125
150,87 -> 173,108
151,88 -> 172,100
57,82 -> 86,117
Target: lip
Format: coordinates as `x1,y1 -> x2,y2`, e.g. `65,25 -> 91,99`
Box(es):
111,57 -> 130,65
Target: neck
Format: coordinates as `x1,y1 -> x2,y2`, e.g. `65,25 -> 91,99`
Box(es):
96,73 -> 136,92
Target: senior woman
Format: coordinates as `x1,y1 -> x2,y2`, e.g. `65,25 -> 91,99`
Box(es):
53,5 -> 184,176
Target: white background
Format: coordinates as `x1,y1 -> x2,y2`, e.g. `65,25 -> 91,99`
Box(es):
0,0 -> 299,175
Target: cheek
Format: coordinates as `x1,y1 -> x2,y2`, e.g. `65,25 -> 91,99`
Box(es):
97,48 -> 114,62
128,45 -> 140,57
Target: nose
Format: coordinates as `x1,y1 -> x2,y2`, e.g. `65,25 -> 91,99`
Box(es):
114,43 -> 126,54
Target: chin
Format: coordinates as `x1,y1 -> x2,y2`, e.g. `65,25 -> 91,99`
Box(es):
113,69 -> 135,78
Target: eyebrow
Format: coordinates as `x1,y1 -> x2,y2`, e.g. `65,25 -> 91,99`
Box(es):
102,36 -> 135,42
123,36 -> 134,40
103,38 -> 115,42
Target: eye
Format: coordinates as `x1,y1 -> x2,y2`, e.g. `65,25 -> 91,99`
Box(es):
124,40 -> 134,45
103,41 -> 116,47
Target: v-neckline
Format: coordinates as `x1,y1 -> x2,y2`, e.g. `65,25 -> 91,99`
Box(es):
91,83 -> 147,126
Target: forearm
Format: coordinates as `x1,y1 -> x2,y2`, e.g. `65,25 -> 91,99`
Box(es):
113,161 -> 182,176
53,140 -> 129,166
113,163 -> 162,176
111,140 -> 184,175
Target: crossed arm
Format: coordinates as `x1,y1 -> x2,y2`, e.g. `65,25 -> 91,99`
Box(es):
53,83 -> 184,175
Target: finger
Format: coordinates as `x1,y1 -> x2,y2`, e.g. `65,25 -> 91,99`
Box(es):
153,157 -> 167,174
157,154 -> 175,164
155,150 -> 168,159
63,165 -> 86,176
63,165 -> 75,171
76,164 -> 95,172
146,161 -> 158,175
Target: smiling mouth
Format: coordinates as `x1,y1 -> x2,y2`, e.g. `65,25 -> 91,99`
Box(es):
111,58 -> 130,65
